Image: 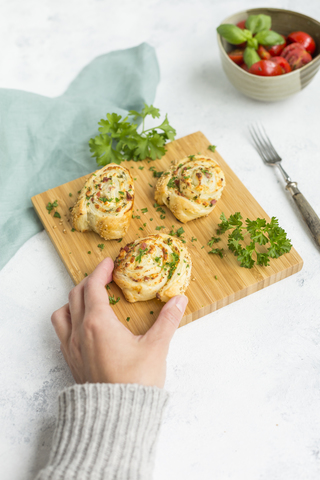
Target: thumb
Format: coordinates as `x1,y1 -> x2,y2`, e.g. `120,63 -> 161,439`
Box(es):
146,295 -> 188,344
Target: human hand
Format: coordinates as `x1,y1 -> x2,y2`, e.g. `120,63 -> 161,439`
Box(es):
51,257 -> 188,388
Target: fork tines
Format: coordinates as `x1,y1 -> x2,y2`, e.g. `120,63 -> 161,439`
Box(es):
249,123 -> 281,164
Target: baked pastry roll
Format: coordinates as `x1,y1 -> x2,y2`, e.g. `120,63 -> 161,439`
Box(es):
113,234 -> 192,303
154,155 -> 225,223
71,164 -> 134,240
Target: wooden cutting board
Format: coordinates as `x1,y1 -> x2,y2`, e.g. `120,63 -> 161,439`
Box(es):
32,131 -> 303,335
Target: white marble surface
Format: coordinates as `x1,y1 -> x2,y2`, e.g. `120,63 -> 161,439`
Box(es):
1,0 -> 320,479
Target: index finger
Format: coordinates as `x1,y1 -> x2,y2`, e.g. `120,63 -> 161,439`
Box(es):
83,257 -> 115,313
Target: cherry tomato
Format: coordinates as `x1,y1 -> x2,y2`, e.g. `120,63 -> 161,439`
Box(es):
287,31 -> 316,55
270,56 -> 292,73
258,45 -> 271,60
236,20 -> 246,29
249,60 -> 283,76
240,62 -> 249,72
236,20 -> 247,48
266,35 -> 287,56
228,49 -> 244,65
281,43 -> 313,70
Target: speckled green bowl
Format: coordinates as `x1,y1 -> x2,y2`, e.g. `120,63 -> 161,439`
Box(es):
217,7 -> 320,101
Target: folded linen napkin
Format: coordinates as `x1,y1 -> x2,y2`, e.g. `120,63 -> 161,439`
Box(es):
0,43 -> 159,269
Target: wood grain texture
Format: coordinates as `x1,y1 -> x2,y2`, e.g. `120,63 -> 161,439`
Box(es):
32,131 -> 303,335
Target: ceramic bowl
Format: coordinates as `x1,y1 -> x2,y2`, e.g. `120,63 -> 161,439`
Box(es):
217,7 -> 320,102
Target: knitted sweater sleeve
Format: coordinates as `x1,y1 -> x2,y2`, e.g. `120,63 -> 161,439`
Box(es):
35,383 -> 169,480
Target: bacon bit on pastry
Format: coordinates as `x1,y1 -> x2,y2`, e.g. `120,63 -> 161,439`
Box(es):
102,177 -> 111,182
96,191 -> 100,197
210,199 -> 217,205
126,192 -> 133,200
141,242 -> 147,249
95,204 -> 99,209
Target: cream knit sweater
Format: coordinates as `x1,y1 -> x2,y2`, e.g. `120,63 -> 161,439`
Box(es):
36,383 -> 169,480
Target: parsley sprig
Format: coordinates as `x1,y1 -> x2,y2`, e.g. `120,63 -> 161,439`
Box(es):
89,104 -> 176,166
216,212 -> 292,268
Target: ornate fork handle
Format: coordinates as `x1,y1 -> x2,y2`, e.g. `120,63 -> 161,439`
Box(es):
286,181 -> 320,247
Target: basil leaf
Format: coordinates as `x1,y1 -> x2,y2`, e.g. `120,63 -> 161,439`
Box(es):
255,30 -> 285,46
247,37 -> 259,50
217,24 -> 248,44
245,14 -> 271,34
243,47 -> 261,69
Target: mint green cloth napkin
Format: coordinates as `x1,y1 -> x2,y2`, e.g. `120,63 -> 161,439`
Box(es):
0,43 -> 159,269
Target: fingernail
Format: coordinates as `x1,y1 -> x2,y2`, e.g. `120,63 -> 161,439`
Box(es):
174,295 -> 188,313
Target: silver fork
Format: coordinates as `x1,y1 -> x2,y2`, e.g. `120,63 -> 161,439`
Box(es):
249,123 -> 320,248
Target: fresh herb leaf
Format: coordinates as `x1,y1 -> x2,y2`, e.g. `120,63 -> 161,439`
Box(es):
156,226 -> 165,231
141,208 -> 148,213
208,236 -> 221,247
214,212 -> 292,268
208,248 -> 224,258
109,295 -> 120,305
208,145 -> 216,152
46,200 -> 58,214
167,177 -> 177,189
53,211 -> 61,218
89,105 -> 176,165
136,247 -> 148,263
98,244 -> 105,250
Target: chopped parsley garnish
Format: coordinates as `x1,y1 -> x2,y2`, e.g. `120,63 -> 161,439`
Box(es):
46,200 -> 58,214
208,248 -> 224,258
165,251 -> 180,279
115,198 -> 120,203
208,145 -> 216,152
153,170 -> 163,178
126,317 -> 130,322
154,202 -> 160,208
156,207 -> 166,214
84,273 -> 88,277
69,193 -> 73,197
150,311 -> 154,315
138,166 -> 144,170
98,244 -> 105,250
188,155 -> 195,160
155,257 -> 161,263
141,208 -> 148,213
136,247 -> 148,263
71,228 -> 75,232
150,218 -> 153,221
208,236 -> 221,247
215,275 -> 218,280
117,238 -> 122,243
167,177 -> 177,189
109,295 -> 120,305
149,183 -> 153,188
88,251 -> 91,254
119,191 -> 125,195
156,226 -> 165,231
191,236 -> 197,242
53,211 -> 61,218
160,215 -> 166,220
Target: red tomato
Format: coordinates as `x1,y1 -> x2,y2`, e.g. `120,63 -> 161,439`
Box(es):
258,45 -> 271,60
240,62 -> 249,72
249,60 -> 283,76
228,49 -> 244,65
281,43 -> 313,70
236,20 -> 246,29
270,56 -> 292,73
287,31 -> 316,55
266,35 -> 287,56
236,20 -> 247,48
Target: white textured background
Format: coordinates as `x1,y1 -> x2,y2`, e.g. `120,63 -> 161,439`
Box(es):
1,1 -> 320,479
